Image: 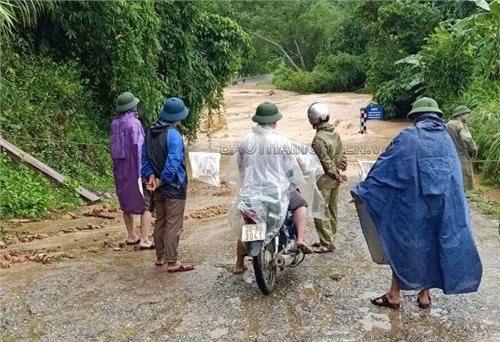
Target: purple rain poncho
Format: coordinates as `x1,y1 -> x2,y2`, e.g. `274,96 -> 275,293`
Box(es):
110,108 -> 146,214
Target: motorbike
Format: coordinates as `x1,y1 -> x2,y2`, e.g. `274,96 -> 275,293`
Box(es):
240,205 -> 305,295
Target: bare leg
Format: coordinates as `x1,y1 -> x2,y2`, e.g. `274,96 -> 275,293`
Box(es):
232,240 -> 247,274
123,213 -> 138,242
417,289 -> 431,305
373,273 -> 401,305
139,210 -> 152,247
293,207 -> 314,253
387,273 -> 401,303
293,207 -> 307,245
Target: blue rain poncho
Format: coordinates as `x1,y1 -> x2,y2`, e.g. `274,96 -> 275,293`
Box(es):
352,114 -> 482,294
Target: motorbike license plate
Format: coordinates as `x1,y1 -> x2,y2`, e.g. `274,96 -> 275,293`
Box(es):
241,223 -> 266,242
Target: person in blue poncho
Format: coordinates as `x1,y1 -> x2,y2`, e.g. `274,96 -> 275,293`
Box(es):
352,97 -> 482,310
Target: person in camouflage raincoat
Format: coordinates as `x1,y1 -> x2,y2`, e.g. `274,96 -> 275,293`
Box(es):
307,103 -> 347,253
446,106 -> 478,191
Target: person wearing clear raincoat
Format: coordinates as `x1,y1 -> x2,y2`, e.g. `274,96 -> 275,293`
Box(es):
228,102 -> 315,274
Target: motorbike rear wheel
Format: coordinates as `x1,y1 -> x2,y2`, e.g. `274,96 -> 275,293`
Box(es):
253,239 -> 277,295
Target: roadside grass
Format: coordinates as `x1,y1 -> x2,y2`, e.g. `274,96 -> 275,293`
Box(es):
467,191 -> 500,221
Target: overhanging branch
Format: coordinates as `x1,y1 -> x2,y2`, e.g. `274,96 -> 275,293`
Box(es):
246,29 -> 302,71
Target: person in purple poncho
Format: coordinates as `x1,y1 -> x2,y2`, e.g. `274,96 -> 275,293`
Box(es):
110,92 -> 154,249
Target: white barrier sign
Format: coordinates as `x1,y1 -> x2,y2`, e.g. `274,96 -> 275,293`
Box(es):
189,152 -> 221,187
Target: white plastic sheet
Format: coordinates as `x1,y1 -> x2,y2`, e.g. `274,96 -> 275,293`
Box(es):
357,160 -> 376,181
189,152 -> 221,187
293,142 -> 325,220
355,159 -> 388,264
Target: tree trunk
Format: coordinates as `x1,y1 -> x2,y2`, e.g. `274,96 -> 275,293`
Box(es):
294,39 -> 306,69
247,30 -> 302,71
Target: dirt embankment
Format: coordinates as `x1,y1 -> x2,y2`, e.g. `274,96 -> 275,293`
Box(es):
0,181 -> 233,268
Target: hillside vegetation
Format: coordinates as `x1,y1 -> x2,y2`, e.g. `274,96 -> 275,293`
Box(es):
220,0 -> 499,185
0,1 -> 250,218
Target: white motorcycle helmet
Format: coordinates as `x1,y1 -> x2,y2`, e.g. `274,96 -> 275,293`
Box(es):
307,102 -> 330,127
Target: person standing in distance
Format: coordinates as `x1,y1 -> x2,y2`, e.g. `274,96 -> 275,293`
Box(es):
446,106 -> 478,191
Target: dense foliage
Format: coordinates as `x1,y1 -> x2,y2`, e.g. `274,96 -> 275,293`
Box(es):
0,0 -> 250,218
273,53 -> 366,93
216,0 -> 345,75
234,0 -> 498,185
27,1 -> 251,137
461,78 -> 500,185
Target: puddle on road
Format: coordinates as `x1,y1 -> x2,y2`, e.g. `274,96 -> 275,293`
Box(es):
302,282 -> 319,301
109,325 -> 140,341
320,304 -> 337,329
209,327 -> 229,339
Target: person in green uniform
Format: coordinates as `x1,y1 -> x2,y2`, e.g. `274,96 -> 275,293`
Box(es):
446,106 -> 478,191
308,102 -> 347,253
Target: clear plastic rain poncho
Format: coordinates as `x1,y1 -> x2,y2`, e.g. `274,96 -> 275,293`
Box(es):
292,141 -> 325,220
227,125 -> 325,243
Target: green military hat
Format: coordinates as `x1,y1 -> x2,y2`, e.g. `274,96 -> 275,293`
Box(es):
452,105 -> 471,118
407,97 -> 443,119
252,102 -> 283,124
115,92 -> 139,113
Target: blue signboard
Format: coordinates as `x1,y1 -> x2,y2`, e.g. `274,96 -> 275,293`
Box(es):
365,105 -> 384,120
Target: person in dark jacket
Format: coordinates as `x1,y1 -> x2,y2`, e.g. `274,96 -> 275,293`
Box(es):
141,97 -> 194,273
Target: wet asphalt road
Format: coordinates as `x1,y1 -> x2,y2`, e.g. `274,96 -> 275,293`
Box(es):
1,181 -> 499,341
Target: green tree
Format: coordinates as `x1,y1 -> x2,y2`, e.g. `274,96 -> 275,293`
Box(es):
223,0 -> 345,73
366,1 -> 441,90
20,0 -> 250,139
0,0 -> 51,37
1,0 -> 251,218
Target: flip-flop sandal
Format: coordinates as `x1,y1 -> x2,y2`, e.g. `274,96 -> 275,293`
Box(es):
371,294 -> 400,310
139,244 -> 156,250
417,295 -> 431,309
314,245 -> 334,253
126,239 -> 140,245
167,264 -> 195,273
298,244 -> 315,255
312,242 -> 321,248
155,261 -> 165,266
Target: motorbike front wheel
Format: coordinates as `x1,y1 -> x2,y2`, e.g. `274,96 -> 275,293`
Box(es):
253,239 -> 277,295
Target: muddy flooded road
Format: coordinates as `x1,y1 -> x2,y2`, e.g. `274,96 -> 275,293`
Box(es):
1,176 -> 499,341
1,86 -> 499,341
